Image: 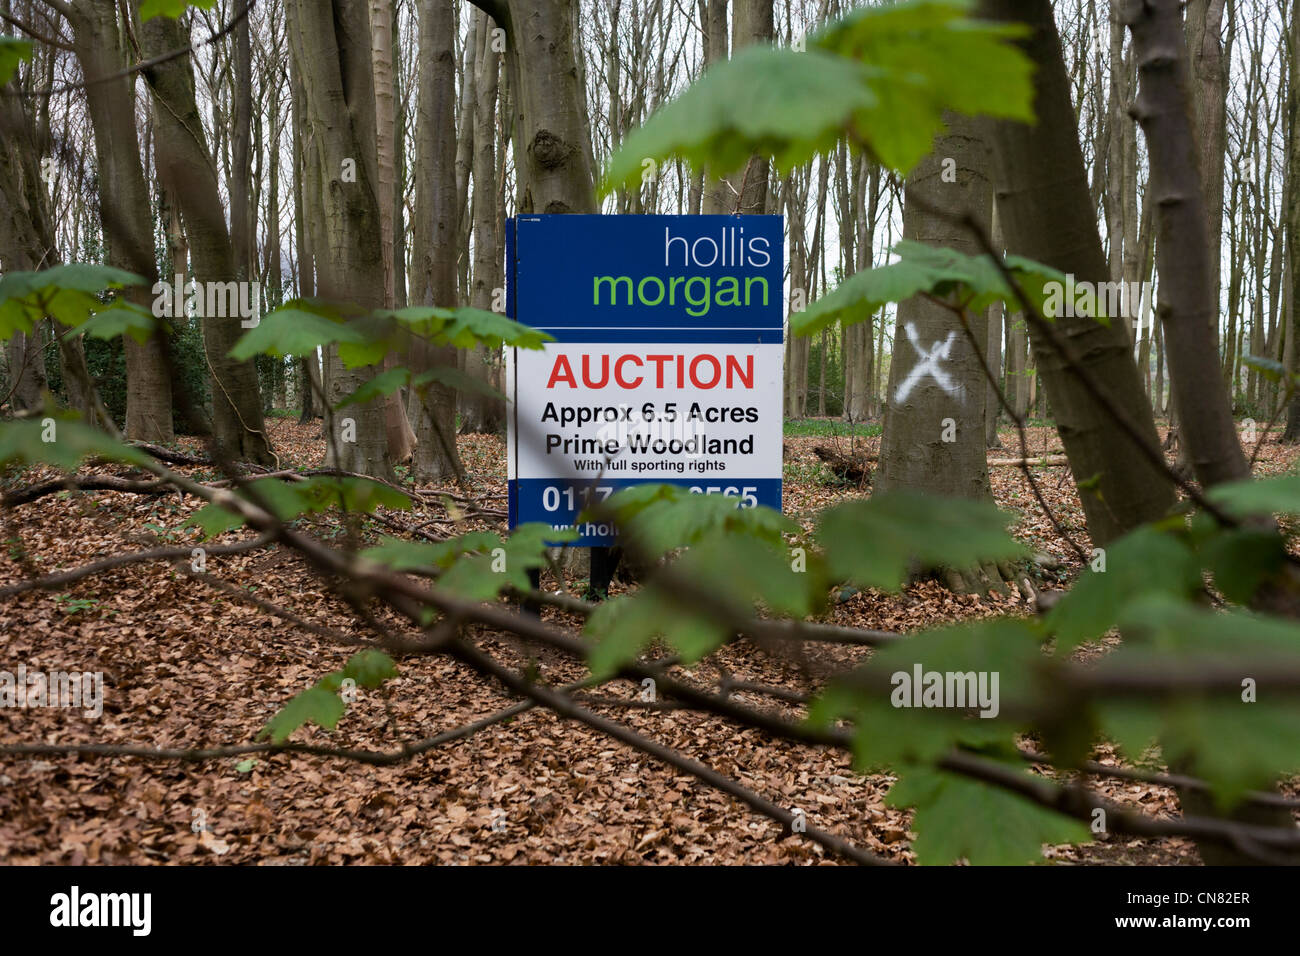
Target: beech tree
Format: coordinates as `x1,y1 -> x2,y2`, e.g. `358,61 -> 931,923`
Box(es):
406,0 -> 464,483
461,7 -> 505,434
140,10 -> 275,465
68,0 -> 174,443
977,0 -> 1174,546
285,0 -> 393,478
876,116 -> 1005,589
1283,0 -> 1300,441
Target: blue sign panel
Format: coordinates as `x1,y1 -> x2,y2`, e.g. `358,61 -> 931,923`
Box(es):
507,214 -> 784,546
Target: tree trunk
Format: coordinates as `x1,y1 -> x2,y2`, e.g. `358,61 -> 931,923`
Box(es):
1105,2 -> 1125,296
700,0 -> 730,214
407,0 -> 467,483
371,0 -> 397,306
878,115 -> 992,505
141,12 -> 274,465
1009,311 -> 1029,417
286,0 -> 394,479
1136,190 -> 1156,395
392,0 -> 409,310
70,0 -> 173,443
985,201 -> 1005,449
0,84 -> 106,426
370,0 -> 417,464
728,0 -> 772,215
497,0 -> 598,215
976,0 -> 1174,546
1284,0 -> 1300,442
817,327 -> 827,416
290,73 -> 319,425
1125,0 -> 1299,868
845,157 -> 877,422
0,96 -> 50,416
1184,0 -> 1229,348
1124,0 -> 1247,489
463,9 -> 506,433
984,302 -> 1004,449
1154,293 -> 1167,414
453,13 -> 477,305
3,329 -> 48,412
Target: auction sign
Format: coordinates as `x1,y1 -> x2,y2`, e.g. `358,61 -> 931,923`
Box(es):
506,214 -> 784,546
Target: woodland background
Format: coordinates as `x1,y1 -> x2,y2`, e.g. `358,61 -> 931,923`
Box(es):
1,0 -> 1300,868
3,0 -> 1291,456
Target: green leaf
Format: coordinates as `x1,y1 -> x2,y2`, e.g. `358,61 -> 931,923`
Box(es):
679,526 -> 822,614
1241,354 -> 1289,385
503,521 -> 579,555
334,313 -> 394,368
314,670 -> 348,693
74,302 -> 159,344
436,523 -> 575,601
1162,699 -> 1300,809
239,478 -> 315,521
325,476 -> 412,513
359,532 -> 503,571
249,476 -> 412,518
0,263 -> 143,295
1044,526 -> 1200,654
1097,700 -> 1164,765
1208,474 -> 1300,518
887,765 -> 1091,865
1097,597 -> 1300,708
601,0 -> 1034,193
816,490 -> 1024,592
582,522 -> 820,677
1097,598 -> 1300,806
585,589 -> 729,678
234,758 -> 258,773
333,366 -> 412,409
411,365 -> 506,400
813,0 -> 1035,156
139,0 -> 217,21
228,301 -> 366,360
1109,595 -> 1300,665
231,301 -> 548,366
596,484 -> 797,558
0,36 -> 33,85
388,305 -> 551,350
429,554 -> 510,601
0,264 -> 146,340
256,686 -> 346,744
185,477 -> 410,538
0,263 -> 144,302
603,47 -> 882,194
341,649 -> 399,689
183,503 -> 247,539
807,617 -> 1040,769
793,240 -> 1067,338
335,364 -> 506,410
0,416 -> 152,470
679,532 -> 823,618
1200,527 -> 1286,604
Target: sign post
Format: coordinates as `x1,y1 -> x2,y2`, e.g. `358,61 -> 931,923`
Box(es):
506,214 -> 784,546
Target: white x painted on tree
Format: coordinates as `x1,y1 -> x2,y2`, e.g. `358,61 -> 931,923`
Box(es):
894,323 -> 958,403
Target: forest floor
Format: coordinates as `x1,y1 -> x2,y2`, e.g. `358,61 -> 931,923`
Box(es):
1,414 -> 1296,865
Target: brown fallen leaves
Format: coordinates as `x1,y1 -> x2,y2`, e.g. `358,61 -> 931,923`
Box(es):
0,416 -> 1294,865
